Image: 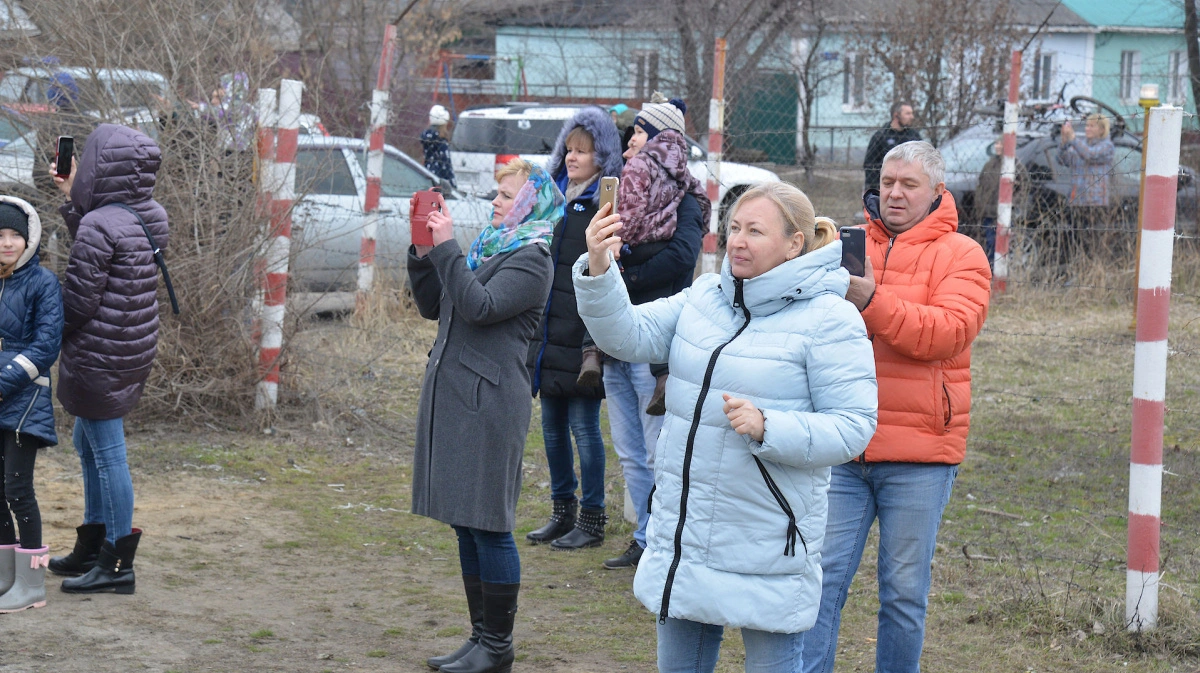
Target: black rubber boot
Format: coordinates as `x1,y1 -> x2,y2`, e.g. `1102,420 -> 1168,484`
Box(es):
525,498 -> 576,544
550,507 -> 606,550
439,582 -> 518,673
427,574 -> 485,669
48,523 -> 106,577
576,347 -> 603,387
60,529 -> 140,595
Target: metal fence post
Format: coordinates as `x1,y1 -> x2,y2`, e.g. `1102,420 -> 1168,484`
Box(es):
256,79 -> 302,410
702,38 -> 727,275
358,24 -> 398,314
993,49 -> 1021,293
1126,104 -> 1182,632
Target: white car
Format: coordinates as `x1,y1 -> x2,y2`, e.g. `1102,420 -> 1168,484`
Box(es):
0,66 -> 169,133
449,103 -> 781,217
291,135 -> 492,292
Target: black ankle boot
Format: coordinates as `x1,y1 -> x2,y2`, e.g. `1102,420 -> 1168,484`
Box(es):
439,582 -> 518,673
525,498 -> 576,544
427,575 -> 484,669
61,529 -> 140,595
550,507 -> 606,550
49,523 -> 106,577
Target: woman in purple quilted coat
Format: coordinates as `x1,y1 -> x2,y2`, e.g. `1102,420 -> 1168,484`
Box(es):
46,124 -> 168,597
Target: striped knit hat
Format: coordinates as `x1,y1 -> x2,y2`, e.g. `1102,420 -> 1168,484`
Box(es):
635,92 -> 687,139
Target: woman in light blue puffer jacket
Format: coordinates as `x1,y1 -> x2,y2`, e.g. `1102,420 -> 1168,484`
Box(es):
573,182 -> 877,672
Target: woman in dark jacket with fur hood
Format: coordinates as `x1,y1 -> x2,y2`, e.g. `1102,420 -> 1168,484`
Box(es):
525,107 -> 623,550
47,124 -> 169,597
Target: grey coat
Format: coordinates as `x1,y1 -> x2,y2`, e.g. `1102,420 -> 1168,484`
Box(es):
407,240 -> 554,532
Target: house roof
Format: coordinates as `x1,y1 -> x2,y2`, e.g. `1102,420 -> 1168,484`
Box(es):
1009,0 -> 1090,30
1059,0 -> 1182,31
491,0 -> 653,28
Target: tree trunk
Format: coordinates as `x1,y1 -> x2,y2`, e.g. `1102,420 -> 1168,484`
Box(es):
1186,0 -> 1200,112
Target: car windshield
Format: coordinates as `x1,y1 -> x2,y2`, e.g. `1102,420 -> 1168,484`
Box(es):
451,117 -> 563,154
941,135 -> 998,176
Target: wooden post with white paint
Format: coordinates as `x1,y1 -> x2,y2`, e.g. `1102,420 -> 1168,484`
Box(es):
702,38 -> 727,276
357,24 -> 397,315
993,50 -> 1021,293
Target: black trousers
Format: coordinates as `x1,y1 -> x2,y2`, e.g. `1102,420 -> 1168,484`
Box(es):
0,431 -> 41,549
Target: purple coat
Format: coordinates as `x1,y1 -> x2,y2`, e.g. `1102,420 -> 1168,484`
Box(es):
56,124 -> 169,420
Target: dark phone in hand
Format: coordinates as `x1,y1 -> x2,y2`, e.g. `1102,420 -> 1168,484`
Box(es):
840,227 -> 866,277
55,136 -> 74,178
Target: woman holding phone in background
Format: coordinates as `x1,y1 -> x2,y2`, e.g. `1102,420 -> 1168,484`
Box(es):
407,159 -> 558,673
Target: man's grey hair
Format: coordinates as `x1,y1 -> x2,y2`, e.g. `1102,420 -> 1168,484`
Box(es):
882,141 -> 945,187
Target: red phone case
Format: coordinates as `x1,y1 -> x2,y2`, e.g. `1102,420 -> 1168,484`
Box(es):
410,189 -> 445,247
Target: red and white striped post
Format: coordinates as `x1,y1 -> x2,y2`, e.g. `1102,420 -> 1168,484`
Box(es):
251,88 -> 278,346
702,38 -> 727,275
256,79 -> 302,410
1127,105 -> 1182,632
357,24 -> 398,315
993,49 -> 1021,293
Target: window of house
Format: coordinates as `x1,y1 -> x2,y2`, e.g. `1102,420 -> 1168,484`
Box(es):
633,51 -> 659,100
1169,51 -> 1188,104
1031,52 -> 1055,100
1120,51 -> 1141,102
842,53 -> 866,111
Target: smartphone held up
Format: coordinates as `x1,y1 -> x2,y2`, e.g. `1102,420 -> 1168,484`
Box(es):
839,227 -> 866,277
599,176 -> 618,214
55,136 -> 74,178
410,187 -> 446,247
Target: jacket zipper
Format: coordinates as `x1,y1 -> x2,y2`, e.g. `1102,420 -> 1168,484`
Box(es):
14,386 -> 40,442
659,278 -> 753,625
942,382 -> 953,430
860,236 -> 896,465
752,456 -> 805,557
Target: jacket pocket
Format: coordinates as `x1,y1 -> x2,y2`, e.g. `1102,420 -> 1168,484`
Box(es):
704,452 -> 810,576
457,343 -> 500,413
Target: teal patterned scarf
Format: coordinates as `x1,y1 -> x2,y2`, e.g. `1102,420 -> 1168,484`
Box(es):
466,165 -> 563,270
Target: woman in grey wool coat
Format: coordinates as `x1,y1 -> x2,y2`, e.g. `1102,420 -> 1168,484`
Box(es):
407,159 -> 559,673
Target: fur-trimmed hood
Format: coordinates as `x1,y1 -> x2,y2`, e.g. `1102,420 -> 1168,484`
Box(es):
545,106 -> 624,206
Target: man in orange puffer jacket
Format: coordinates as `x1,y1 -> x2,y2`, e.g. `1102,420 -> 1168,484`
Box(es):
801,141 -> 991,673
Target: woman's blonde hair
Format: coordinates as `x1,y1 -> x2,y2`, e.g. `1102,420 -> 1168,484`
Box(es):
1086,113 -> 1111,137
727,182 -> 837,255
564,126 -> 595,152
495,157 -> 535,183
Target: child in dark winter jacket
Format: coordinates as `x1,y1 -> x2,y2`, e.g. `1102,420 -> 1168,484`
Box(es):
0,196 -> 64,614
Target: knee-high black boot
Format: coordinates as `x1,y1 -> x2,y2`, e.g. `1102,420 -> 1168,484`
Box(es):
427,575 -> 485,669
60,529 -> 140,595
48,523 -> 106,577
439,582 -> 518,673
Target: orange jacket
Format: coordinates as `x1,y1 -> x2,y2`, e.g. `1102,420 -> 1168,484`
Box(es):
858,191 -> 991,464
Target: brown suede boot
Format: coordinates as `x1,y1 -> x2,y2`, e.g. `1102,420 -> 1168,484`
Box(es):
576,346 -> 603,387
645,373 -> 668,416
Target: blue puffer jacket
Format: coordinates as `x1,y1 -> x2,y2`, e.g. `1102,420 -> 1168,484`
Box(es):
573,241 -> 877,633
0,196 -> 63,446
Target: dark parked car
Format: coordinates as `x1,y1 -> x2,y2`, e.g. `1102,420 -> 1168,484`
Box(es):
941,97 -> 1197,235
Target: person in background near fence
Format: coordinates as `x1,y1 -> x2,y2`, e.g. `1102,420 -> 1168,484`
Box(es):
592,93 -> 709,570
407,158 -> 558,673
862,102 -> 920,191
973,139 -> 1029,268
609,103 -> 639,153
802,141 -> 990,673
422,105 -> 457,189
1056,113 -> 1114,263
575,181 -> 877,673
0,197 -> 62,614
48,124 -> 169,597
525,107 -> 623,551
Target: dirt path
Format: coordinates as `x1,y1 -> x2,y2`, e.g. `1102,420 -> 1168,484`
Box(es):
2,442 -> 631,673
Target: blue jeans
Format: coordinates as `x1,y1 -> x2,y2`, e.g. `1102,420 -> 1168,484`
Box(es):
540,396 -> 606,510
452,525 -> 520,584
74,417 -> 135,545
801,462 -> 958,673
602,360 -> 661,547
657,617 -> 804,673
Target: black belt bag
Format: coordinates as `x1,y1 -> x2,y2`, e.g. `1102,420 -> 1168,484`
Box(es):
109,203 -> 180,315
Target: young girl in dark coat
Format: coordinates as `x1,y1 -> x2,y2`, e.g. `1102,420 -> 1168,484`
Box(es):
0,196 -> 64,614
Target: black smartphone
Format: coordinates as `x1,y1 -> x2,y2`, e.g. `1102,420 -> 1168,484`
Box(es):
55,136 -> 74,178
840,227 -> 866,277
